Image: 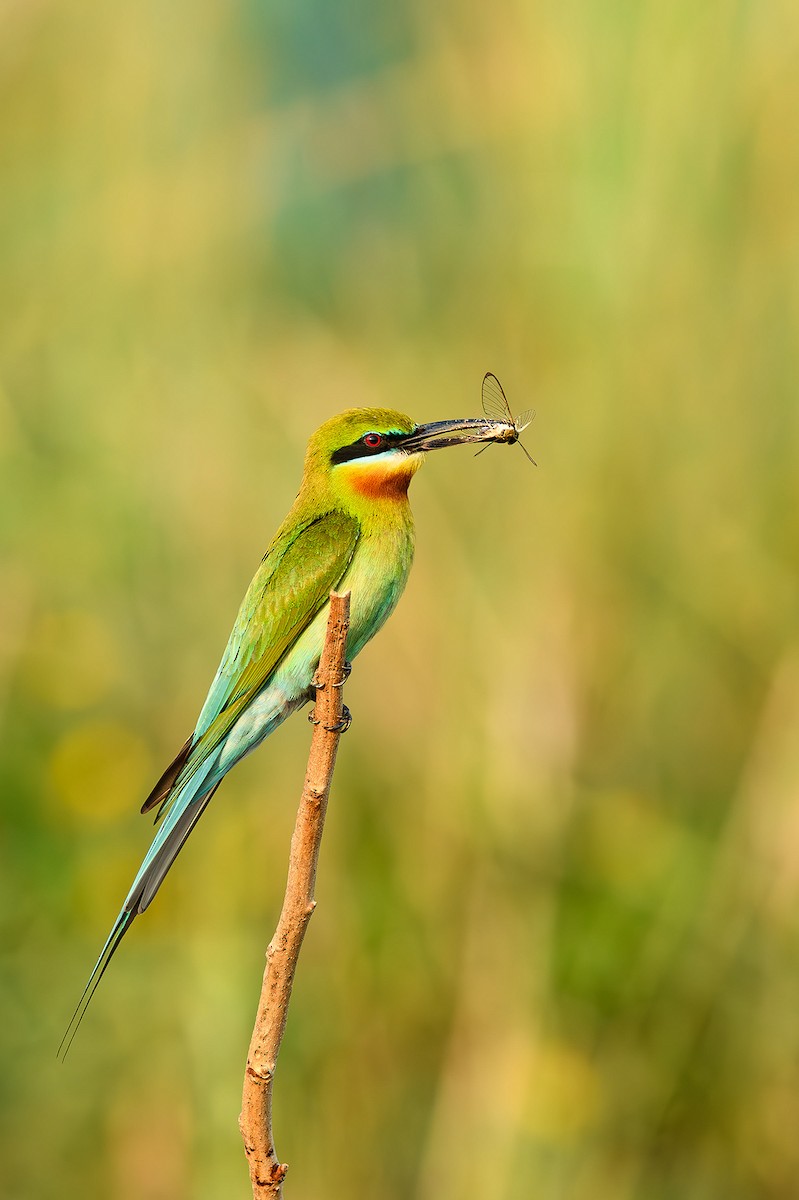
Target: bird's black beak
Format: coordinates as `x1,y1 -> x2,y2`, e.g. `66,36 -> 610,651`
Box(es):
401,417 -> 514,453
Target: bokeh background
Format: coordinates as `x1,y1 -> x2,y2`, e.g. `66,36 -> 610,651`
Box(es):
2,2 -> 799,1197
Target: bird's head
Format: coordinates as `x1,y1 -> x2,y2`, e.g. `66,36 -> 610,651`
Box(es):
304,407 -> 512,504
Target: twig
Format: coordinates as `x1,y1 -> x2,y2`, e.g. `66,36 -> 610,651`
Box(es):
239,590 -> 351,1196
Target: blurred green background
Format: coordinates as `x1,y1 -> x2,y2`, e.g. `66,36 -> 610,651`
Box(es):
2,1 -> 799,1197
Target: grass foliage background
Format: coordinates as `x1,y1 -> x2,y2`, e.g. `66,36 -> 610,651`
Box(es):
2,1 -> 799,1197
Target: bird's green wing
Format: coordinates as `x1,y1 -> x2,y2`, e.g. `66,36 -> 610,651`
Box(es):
141,509 -> 359,816
192,507 -> 360,757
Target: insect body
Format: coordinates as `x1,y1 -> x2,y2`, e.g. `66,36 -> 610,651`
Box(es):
478,373 -> 536,464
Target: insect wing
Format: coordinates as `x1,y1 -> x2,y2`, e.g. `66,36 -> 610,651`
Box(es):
479,371 -> 537,464
481,372 -> 513,424
514,408 -> 535,435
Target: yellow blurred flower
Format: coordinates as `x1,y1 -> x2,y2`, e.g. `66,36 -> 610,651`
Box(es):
48,718 -> 151,823
524,1041 -> 602,1144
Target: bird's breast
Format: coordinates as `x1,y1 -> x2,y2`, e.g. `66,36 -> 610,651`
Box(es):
342,520 -> 415,659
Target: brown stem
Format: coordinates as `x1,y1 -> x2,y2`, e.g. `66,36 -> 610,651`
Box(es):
239,590 -> 351,1196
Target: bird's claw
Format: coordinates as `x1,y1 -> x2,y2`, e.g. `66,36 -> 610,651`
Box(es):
313,660 -> 351,691
332,661 -> 352,689
308,703 -> 352,733
325,704 -> 352,733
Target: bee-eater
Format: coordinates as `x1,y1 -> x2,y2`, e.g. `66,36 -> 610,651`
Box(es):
62,405 -> 515,1050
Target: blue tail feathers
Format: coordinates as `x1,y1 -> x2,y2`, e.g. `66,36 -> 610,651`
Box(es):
58,909 -> 136,1059
59,756 -> 223,1058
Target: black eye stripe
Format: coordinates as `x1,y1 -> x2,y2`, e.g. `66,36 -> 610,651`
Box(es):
330,430 -> 408,465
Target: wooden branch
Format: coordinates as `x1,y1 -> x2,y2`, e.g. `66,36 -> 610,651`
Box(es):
239,590 -> 351,1197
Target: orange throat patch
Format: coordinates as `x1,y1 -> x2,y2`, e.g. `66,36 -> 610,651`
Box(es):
342,454 -> 423,500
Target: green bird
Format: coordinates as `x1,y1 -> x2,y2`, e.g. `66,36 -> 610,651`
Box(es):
62,402 -> 517,1051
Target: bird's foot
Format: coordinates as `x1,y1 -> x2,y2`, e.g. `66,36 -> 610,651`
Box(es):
332,661 -> 352,689
308,704 -> 351,732
313,661 -> 351,691
312,660 -> 351,692
325,704 -> 352,733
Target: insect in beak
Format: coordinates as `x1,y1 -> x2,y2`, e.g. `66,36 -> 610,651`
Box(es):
476,373 -> 537,465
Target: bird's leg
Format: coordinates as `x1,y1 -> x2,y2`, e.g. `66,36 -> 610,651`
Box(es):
307,667 -> 326,724
324,705 -> 352,734
306,682 -> 320,725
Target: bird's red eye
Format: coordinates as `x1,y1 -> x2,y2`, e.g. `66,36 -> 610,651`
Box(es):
364,432 -> 383,448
